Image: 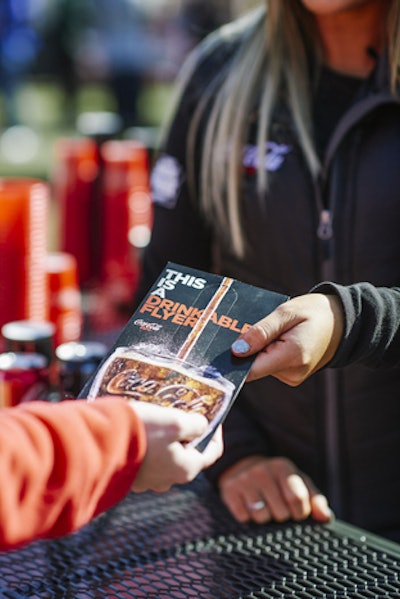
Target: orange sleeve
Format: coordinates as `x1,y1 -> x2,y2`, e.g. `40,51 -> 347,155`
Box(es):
0,397 -> 147,550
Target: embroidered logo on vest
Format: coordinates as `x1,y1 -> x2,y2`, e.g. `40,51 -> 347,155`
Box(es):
243,142 -> 291,174
151,154 -> 183,208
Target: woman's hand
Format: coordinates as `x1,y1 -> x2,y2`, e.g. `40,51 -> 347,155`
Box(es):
130,401 -> 223,493
231,293 -> 345,385
218,455 -> 332,524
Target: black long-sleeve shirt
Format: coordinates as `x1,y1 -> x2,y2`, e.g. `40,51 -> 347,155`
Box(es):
313,283 -> 400,369
136,20 -> 400,539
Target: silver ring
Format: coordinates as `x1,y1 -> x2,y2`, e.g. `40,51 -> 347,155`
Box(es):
246,500 -> 266,511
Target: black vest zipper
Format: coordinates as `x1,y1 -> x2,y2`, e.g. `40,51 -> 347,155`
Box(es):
315,179 -> 343,516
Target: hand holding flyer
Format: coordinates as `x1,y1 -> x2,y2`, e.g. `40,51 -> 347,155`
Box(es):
80,263 -> 288,449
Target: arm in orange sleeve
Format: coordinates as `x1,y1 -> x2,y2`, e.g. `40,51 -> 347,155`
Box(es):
0,397 -> 146,550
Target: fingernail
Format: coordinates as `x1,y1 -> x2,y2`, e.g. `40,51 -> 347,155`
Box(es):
231,339 -> 250,354
313,495 -> 332,520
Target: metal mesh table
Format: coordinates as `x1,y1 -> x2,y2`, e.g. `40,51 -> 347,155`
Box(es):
1,476 -> 400,598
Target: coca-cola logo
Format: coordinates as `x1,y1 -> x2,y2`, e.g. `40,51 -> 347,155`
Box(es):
134,319 -> 163,332
105,368 -> 221,415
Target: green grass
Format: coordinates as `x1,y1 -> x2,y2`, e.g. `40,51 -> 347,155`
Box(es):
0,78 -> 173,180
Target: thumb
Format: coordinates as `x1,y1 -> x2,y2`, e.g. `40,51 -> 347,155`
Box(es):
303,472 -> 333,522
231,308 -> 291,357
310,493 -> 333,522
175,410 -> 209,442
157,406 -> 209,443
129,401 -> 209,442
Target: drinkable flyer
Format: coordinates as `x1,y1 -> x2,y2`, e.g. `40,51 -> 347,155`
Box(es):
80,262 -> 288,449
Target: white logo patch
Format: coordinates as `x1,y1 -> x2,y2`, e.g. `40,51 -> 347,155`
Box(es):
243,142 -> 291,172
151,154 -> 182,208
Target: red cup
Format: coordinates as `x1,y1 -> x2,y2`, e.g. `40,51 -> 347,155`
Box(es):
84,141 -> 151,332
52,138 -> 99,287
0,178 -> 49,331
46,252 -> 83,346
100,140 -> 152,280
126,142 -> 153,250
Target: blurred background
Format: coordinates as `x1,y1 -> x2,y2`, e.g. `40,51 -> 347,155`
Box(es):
0,0 -> 259,179
0,0 -> 261,400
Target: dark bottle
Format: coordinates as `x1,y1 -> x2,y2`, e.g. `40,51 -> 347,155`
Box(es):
55,341 -> 107,398
0,352 -> 49,407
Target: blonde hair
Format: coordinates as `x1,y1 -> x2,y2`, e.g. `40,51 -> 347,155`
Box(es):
165,0 -> 400,257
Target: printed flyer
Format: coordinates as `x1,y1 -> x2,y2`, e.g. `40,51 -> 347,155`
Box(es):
80,263 -> 288,449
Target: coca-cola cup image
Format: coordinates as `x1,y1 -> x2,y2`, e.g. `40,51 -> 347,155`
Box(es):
86,276 -> 238,447
87,345 -> 234,448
